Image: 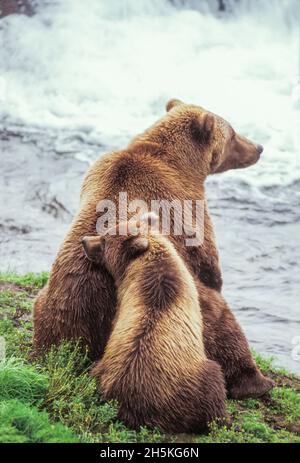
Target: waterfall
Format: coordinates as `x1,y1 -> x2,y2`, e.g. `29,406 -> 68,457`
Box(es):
30,0 -> 299,24
0,0 -> 298,187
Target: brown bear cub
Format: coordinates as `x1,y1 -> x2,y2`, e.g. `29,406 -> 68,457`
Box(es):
82,213 -> 228,432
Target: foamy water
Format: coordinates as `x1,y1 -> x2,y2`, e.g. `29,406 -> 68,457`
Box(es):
0,1 -> 300,371
0,0 -> 299,187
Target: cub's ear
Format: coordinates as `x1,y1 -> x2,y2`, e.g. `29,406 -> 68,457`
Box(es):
190,112 -> 215,146
127,236 -> 149,258
166,98 -> 184,112
81,236 -> 104,262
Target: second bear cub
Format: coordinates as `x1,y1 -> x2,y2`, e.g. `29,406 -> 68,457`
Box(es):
82,214 -> 227,432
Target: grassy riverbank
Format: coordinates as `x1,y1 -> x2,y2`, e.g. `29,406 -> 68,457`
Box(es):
0,272 -> 299,443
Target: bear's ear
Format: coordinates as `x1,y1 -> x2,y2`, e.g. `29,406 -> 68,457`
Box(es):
81,236 -> 104,262
166,98 -> 184,112
190,112 -> 215,146
127,236 -> 149,258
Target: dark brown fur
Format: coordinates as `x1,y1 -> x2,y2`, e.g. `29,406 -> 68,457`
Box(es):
33,99 -> 273,399
140,258 -> 182,311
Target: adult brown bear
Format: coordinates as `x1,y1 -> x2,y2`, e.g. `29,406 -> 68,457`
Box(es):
33,99 -> 273,399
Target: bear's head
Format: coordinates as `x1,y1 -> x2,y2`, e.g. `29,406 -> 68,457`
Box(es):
135,99 -> 263,179
81,213 -> 158,283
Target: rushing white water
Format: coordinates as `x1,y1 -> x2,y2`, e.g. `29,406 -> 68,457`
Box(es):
0,0 -> 299,188
0,1 -> 300,371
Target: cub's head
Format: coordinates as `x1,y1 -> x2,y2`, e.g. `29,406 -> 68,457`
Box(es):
81,213 -> 158,283
140,99 -> 263,177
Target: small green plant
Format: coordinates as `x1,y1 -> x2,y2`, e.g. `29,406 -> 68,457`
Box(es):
253,351 -> 275,374
39,341 -> 118,435
0,357 -> 48,405
0,272 -> 49,290
0,399 -> 78,443
271,387 -> 300,424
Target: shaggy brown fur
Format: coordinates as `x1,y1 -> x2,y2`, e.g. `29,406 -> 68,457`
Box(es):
33,99 -> 273,399
82,218 -> 228,432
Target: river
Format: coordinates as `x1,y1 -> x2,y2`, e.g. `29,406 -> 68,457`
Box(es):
0,0 -> 299,372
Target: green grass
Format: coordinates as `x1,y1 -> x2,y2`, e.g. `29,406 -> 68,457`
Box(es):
0,272 -> 299,443
271,387 -> 300,423
0,358 -> 48,404
0,272 -> 49,290
0,399 -> 78,443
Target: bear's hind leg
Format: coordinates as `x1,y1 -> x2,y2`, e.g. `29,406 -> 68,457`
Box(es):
178,359 -> 228,433
194,359 -> 229,431
203,300 -> 274,399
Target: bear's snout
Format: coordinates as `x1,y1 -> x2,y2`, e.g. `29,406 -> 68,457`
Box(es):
256,144 -> 264,155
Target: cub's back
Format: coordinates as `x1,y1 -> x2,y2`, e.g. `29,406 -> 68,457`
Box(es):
96,235 -> 206,404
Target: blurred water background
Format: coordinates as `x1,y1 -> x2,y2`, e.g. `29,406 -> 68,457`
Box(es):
0,0 -> 299,371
